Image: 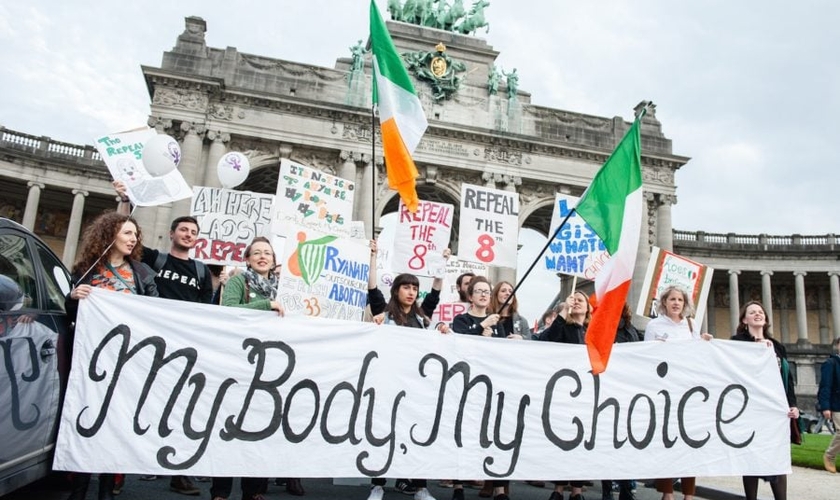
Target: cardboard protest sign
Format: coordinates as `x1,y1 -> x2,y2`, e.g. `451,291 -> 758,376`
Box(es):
543,193 -> 609,279
278,223 -> 371,321
458,184 -> 519,269
430,257 -> 488,327
190,187 -> 275,265
271,158 -> 355,236
392,200 -> 453,277
95,128 -> 191,206
56,289 -> 791,479
636,246 -> 715,326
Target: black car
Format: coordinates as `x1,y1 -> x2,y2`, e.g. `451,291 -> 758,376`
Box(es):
0,218 -> 73,495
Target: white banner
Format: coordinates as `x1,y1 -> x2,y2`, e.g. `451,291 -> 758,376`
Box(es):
458,184 -> 519,269
543,193 -> 609,279
55,290 -> 791,479
190,186 -> 275,265
95,128 -> 192,207
271,158 -> 355,236
392,200 -> 453,277
277,223 -> 371,321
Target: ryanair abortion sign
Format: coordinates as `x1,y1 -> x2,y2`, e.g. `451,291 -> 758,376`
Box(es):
277,223 -> 371,321
55,290 -> 790,479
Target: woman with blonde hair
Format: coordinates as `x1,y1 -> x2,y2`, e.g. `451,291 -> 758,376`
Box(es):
644,286 -> 711,500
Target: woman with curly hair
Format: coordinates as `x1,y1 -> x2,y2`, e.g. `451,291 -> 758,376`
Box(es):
64,211 -> 157,500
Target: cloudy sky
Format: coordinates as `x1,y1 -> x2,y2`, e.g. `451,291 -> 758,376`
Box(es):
1,0 -> 838,236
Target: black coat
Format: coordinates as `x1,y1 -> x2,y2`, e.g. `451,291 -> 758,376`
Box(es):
539,319 -> 586,344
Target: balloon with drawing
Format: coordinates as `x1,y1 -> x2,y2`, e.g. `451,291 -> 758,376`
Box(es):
217,152 -> 251,188
141,134 -> 181,177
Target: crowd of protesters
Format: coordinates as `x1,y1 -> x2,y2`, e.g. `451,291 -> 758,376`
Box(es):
58,183 -> 801,500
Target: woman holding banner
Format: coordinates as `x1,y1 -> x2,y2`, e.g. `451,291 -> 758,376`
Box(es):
538,290 -> 591,500
490,280 -> 530,340
215,236 -> 286,500
365,267 -> 439,500
731,301 -> 798,500
450,276 -> 513,500
643,286 -> 711,500
65,212 -> 158,500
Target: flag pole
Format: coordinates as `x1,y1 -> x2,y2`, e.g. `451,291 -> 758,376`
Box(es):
371,104 -> 377,238
499,100 -> 653,314
498,209 -> 577,313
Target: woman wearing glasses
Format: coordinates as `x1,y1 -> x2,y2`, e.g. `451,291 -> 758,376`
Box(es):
214,236 -> 285,500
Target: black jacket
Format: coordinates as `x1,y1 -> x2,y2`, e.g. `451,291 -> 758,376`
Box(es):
818,354 -> 840,412
65,259 -> 159,325
539,320 -> 586,344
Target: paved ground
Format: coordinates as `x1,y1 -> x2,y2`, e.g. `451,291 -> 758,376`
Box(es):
7,467 -> 838,500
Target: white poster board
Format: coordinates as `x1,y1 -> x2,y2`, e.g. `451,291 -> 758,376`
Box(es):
392,200 -> 453,277
55,290 -> 791,479
277,223 -> 371,321
458,184 -> 519,269
190,186 -> 275,265
271,158 -> 355,236
95,128 -> 192,206
543,193 -> 610,279
636,246 -> 715,327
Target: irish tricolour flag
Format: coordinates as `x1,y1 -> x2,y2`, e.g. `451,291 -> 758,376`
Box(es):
577,113 -> 644,374
370,0 -> 428,213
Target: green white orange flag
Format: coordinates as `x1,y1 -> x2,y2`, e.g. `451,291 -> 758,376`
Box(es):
370,0 -> 427,212
576,113 -> 644,375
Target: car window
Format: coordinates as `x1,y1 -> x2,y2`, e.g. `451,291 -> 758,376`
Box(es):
36,243 -> 70,313
0,233 -> 38,311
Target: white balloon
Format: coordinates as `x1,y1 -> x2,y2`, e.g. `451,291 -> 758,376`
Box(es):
142,134 -> 181,177
217,152 -> 250,188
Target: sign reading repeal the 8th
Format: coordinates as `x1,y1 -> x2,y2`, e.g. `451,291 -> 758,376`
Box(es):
458,183 -> 519,269
392,199 -> 453,277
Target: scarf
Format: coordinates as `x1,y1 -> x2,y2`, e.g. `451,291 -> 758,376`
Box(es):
243,268 -> 278,300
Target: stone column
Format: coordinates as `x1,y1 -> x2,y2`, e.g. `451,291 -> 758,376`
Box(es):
22,181 -> 45,231
778,287 -> 791,343
630,192 -> 656,313
62,189 -> 88,267
793,271 -> 810,346
728,270 -> 741,333
656,194 -> 674,252
338,150 -> 359,183
760,270 -> 774,326
203,131 -> 230,187
172,122 -> 206,217
830,272 -> 840,341
818,286 -> 829,344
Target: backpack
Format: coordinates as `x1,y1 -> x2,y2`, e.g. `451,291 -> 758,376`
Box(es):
152,252 -> 207,284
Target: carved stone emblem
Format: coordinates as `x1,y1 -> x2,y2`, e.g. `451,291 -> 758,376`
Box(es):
403,43 -> 466,101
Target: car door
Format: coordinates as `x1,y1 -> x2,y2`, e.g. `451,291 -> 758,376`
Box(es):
0,220 -> 70,492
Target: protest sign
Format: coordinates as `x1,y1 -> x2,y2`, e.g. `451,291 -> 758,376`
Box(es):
392,200 -> 453,277
430,258 -> 488,327
190,186 -> 275,265
278,223 -> 371,321
272,158 -> 355,237
95,128 -> 192,206
55,289 -> 790,479
543,193 -> 609,279
458,184 -> 519,269
636,246 -> 715,326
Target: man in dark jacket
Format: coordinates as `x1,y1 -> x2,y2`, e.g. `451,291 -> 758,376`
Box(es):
818,337 -> 840,473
